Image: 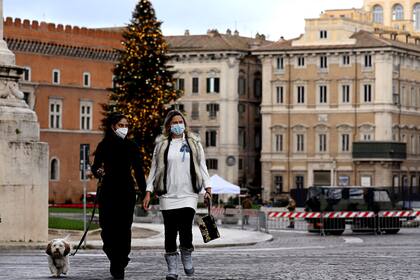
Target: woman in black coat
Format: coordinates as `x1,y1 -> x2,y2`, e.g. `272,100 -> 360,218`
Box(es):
91,112 -> 146,279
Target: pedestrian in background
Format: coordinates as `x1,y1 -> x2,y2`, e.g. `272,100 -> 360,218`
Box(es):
91,112 -> 147,280
287,197 -> 296,229
143,110 -> 212,280
241,195 -> 253,225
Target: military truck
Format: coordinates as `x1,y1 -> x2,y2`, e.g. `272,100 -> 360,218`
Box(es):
304,186 -> 406,235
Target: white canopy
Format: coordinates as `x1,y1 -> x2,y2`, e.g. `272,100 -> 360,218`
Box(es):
204,174 -> 240,194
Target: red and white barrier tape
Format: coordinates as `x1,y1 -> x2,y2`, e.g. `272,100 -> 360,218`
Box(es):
268,211 -> 375,219
379,211 -> 420,217
268,210 -> 420,219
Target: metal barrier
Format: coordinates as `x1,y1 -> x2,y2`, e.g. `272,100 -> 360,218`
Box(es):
261,210 -> 420,235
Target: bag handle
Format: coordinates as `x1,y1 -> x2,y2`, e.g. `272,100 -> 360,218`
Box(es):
207,198 -> 212,215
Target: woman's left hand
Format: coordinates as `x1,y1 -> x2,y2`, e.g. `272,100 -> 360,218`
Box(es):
204,188 -> 212,205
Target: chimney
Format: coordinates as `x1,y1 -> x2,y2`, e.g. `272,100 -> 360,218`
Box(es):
184,29 -> 190,36
234,30 -> 239,36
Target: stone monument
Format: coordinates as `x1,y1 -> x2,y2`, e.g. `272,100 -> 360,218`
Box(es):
0,0 -> 49,242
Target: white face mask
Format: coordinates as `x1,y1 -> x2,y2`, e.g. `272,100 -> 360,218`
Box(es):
115,127 -> 128,139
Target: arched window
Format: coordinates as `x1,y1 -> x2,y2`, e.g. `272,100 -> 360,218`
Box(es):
50,158 -> 59,180
392,4 -> 404,20
414,3 -> 420,31
372,5 -> 384,23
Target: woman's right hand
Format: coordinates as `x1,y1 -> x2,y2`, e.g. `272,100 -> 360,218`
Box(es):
96,167 -> 105,177
143,192 -> 151,210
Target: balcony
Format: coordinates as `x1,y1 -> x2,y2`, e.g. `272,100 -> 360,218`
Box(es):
352,142 -> 406,161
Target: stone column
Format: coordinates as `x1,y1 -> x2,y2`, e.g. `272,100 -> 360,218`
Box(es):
0,0 -> 16,66
0,0 -> 49,242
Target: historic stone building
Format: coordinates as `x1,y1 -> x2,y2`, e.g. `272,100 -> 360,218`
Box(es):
254,0 -> 420,204
165,29 -> 269,193
3,19 -> 267,202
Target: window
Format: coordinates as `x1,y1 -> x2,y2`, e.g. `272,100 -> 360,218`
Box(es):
318,134 -> 327,152
83,72 -> 91,87
276,56 -> 284,70
276,86 -> 284,104
411,135 -> 416,154
364,55 -> 372,68
206,103 -> 219,119
206,159 -> 218,170
52,69 -> 60,84
22,66 -> 31,81
238,103 -> 246,117
320,30 -> 328,39
50,158 -> 59,180
363,84 -> 372,102
254,78 -> 262,97
206,77 -> 220,93
295,176 -> 304,189
239,158 -> 243,170
297,86 -> 305,104
320,56 -> 328,69
23,92 -> 31,106
372,5 -> 383,24
392,4 -> 404,20
319,85 -> 327,104
192,77 -> 199,94
296,134 -> 304,152
191,102 -> 199,120
255,130 -> 261,150
415,4 -> 420,31
175,78 -> 185,91
171,103 -> 184,112
238,128 -> 246,149
274,134 -> 283,152
342,55 -> 350,65
80,101 -> 92,130
238,77 -> 246,96
297,56 -> 305,67
341,134 -> 350,152
363,134 -> 372,141
274,176 -> 283,194
342,85 -> 350,103
49,98 -> 62,129
206,130 -> 217,147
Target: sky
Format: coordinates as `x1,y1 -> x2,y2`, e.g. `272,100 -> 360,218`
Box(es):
4,0 -> 364,40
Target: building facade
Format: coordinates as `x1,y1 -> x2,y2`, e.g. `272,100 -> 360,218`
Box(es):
165,29 -> 268,193
254,1 -> 420,204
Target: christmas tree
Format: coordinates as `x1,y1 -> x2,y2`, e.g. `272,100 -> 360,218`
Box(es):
105,0 -> 180,171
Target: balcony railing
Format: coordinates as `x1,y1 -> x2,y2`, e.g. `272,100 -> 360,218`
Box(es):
352,141 -> 406,160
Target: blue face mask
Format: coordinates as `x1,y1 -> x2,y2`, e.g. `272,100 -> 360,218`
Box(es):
170,123 -> 185,135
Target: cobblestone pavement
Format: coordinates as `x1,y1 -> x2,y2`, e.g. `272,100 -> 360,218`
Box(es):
1,228 -> 419,280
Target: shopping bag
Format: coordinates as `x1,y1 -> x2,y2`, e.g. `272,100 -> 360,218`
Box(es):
197,202 -> 220,243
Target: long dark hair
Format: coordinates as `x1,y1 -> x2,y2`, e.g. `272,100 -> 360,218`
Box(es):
101,112 -> 127,138
162,110 -> 188,137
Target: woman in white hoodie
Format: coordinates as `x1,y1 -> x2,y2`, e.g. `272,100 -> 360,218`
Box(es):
143,110 -> 212,280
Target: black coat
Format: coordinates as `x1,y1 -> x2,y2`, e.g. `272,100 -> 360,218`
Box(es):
91,134 -> 147,195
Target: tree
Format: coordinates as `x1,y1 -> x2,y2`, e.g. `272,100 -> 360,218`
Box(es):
105,0 -> 180,171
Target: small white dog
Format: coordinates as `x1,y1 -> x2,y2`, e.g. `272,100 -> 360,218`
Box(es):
46,236 -> 71,277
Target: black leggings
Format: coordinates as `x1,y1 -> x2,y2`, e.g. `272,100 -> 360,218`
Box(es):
162,207 -> 196,253
99,188 -> 136,269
